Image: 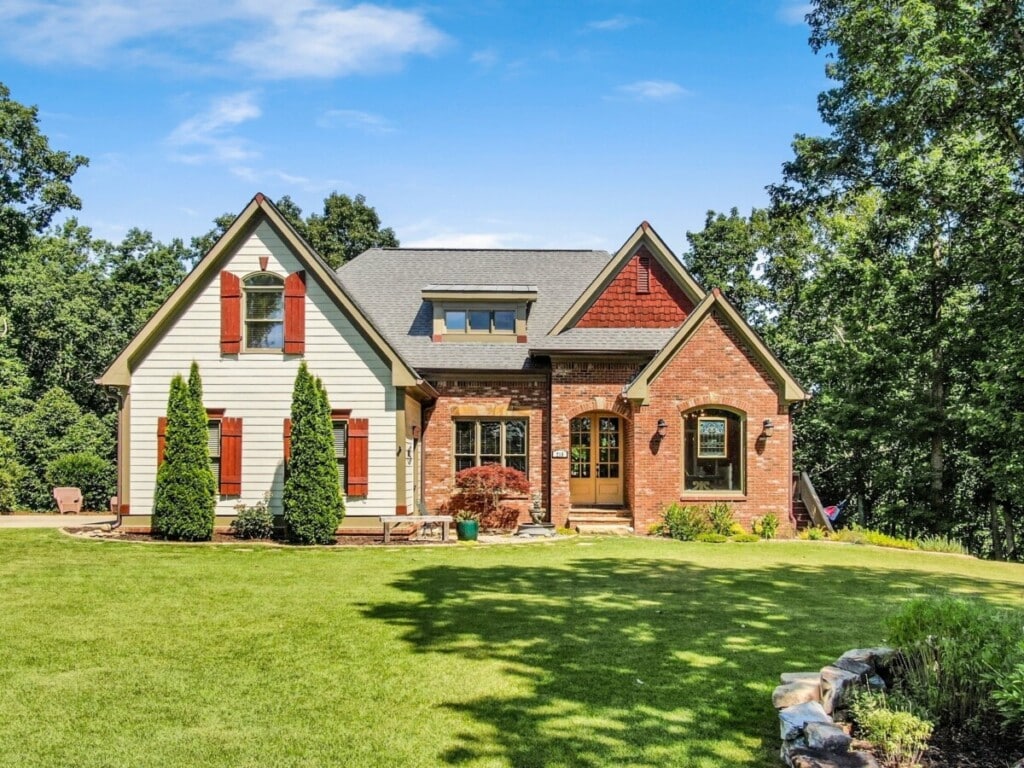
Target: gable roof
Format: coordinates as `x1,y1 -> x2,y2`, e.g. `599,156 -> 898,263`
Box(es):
624,289 -> 808,405
337,248 -> 610,371
97,193 -> 421,389
548,221 -> 705,336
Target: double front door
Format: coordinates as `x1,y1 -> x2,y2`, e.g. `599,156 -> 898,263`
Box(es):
569,414 -> 623,506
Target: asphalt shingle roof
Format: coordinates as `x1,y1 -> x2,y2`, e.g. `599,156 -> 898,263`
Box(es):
337,248 -> 612,371
528,327 -> 678,354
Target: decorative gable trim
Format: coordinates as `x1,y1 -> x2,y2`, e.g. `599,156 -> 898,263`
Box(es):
624,288 -> 808,406
97,193 -> 420,389
549,221 -> 705,335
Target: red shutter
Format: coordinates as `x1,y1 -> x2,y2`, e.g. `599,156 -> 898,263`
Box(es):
284,270 -> 306,355
220,271 -> 242,354
157,416 -> 168,467
283,418 -> 292,464
220,417 -> 243,496
347,417 -> 369,497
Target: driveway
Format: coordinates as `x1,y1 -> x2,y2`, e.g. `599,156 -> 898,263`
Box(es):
0,515 -> 117,528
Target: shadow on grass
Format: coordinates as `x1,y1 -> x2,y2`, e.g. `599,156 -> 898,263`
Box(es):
361,549 -> 1021,767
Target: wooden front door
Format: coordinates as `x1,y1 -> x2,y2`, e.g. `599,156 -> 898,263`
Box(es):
569,415 -> 623,506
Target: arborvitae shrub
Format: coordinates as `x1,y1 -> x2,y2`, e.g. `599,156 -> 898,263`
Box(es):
152,365 -> 216,541
283,362 -> 344,544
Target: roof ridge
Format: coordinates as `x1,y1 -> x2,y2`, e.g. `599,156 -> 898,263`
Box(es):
372,247 -> 609,253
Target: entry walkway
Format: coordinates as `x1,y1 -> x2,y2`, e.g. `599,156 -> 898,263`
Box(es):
0,515 -> 117,528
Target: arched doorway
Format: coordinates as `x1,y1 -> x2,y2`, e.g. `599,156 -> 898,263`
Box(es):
569,413 -> 623,506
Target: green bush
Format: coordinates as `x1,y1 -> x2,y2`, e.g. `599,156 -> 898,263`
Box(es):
45,452 -> 115,511
231,493 -> 275,540
153,365 -> 216,541
830,525 -> 917,550
0,468 -> 17,513
695,532 -> 728,543
801,527 -> 825,540
283,363 -> 344,544
659,502 -> 709,541
731,533 -> 760,543
850,692 -> 932,768
706,502 -> 735,535
752,513 -> 780,539
992,648 -> 1024,733
887,597 -> 1024,733
915,535 -> 969,555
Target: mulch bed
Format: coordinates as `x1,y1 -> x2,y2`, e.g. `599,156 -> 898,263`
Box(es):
65,528 -> 454,546
919,727 -> 1022,768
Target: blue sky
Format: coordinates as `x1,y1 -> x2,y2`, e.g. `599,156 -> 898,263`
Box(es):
1,1 -> 826,252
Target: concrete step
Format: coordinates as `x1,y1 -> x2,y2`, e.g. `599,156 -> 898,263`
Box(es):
568,513 -> 632,525
573,522 -> 634,535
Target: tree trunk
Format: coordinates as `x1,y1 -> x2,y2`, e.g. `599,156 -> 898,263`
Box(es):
989,498 -> 1005,561
928,238 -> 946,525
1001,504 -> 1017,560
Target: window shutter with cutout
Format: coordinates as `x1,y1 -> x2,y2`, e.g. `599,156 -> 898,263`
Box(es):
157,416 -> 168,467
283,270 -> 306,354
219,417 -> 243,495
347,418 -> 368,497
220,271 -> 242,353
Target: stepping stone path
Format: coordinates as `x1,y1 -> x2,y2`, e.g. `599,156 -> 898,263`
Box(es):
773,647 -> 897,768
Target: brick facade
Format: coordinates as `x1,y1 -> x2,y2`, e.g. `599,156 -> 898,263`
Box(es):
577,247 -> 695,328
422,376 -> 549,527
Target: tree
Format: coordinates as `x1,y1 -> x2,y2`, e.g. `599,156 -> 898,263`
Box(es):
153,366 -> 215,540
303,192 -> 398,268
0,82 -> 87,259
282,362 -> 344,543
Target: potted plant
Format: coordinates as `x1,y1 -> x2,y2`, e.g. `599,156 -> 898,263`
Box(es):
453,509 -> 480,541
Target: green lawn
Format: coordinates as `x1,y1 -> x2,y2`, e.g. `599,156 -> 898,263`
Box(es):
1,532 -> 1022,768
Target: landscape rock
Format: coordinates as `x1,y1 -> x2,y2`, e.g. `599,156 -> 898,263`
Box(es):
781,671 -> 821,684
804,721 -> 853,753
820,665 -> 860,715
833,657 -> 872,679
774,680 -> 821,708
779,700 -> 832,742
839,647 -> 896,670
866,674 -> 886,692
783,746 -> 880,768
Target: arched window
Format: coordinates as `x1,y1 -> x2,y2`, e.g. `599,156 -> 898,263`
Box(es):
244,273 -> 284,350
682,408 -> 744,493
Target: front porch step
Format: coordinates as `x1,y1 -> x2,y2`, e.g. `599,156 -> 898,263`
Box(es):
568,508 -> 633,535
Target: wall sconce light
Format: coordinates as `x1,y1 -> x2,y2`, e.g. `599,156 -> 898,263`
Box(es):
762,419 -> 774,439
656,419 -> 668,439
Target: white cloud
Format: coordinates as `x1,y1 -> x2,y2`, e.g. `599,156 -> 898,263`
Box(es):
0,0 -> 446,78
318,109 -> 395,134
470,48 -> 499,68
616,80 -> 688,102
778,3 -> 813,25
584,15 -> 641,32
167,92 -> 261,164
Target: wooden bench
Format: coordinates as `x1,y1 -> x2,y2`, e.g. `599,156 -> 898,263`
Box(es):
379,515 -> 454,544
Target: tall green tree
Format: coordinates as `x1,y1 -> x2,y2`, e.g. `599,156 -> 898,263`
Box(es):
283,362 -> 344,544
153,367 -> 215,540
0,82 -> 87,260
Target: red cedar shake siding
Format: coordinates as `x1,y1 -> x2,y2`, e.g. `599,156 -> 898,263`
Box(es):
630,310 -> 793,535
577,248 -> 694,328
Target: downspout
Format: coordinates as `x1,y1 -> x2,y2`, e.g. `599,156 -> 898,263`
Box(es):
104,386 -> 126,530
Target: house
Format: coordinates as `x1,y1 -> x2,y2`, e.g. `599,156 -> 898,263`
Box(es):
98,193 -> 807,535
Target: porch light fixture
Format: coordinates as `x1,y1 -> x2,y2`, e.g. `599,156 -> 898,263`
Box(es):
762,419 -> 774,438
656,419 -> 668,438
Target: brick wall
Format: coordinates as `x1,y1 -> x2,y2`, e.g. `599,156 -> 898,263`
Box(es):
548,359 -> 645,526
631,309 -> 794,535
577,246 -> 694,328
422,376 -> 549,527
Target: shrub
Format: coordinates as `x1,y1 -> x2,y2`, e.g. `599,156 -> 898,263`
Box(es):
695,532 -> 728,543
992,648 -> 1024,733
731,533 -> 760,543
231,493 -> 275,540
555,526 -> 577,536
283,363 -> 344,544
887,597 -> 1024,733
660,502 -> 708,541
752,513 -> 780,539
0,468 -> 18,513
153,367 -> 216,541
801,527 -> 825,540
915,535 -> 969,555
850,692 -> 932,768
830,524 -> 917,550
45,452 -> 115,511
449,464 -> 529,530
706,502 -> 735,535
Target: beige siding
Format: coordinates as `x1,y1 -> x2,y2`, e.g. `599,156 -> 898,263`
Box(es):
129,221 -> 397,518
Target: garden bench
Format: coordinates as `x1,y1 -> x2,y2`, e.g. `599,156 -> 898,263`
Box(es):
379,514 -> 453,543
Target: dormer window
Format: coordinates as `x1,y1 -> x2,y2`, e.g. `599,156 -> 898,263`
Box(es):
244,273 -> 284,350
423,284 -> 537,344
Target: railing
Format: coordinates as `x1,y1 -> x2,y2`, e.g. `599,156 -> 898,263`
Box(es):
797,471 -> 833,532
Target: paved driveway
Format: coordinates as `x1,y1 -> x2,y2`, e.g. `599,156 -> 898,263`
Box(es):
0,515 -> 117,528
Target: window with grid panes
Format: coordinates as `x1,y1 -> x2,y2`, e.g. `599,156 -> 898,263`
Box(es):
453,419 -> 527,473
244,273 -> 284,350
